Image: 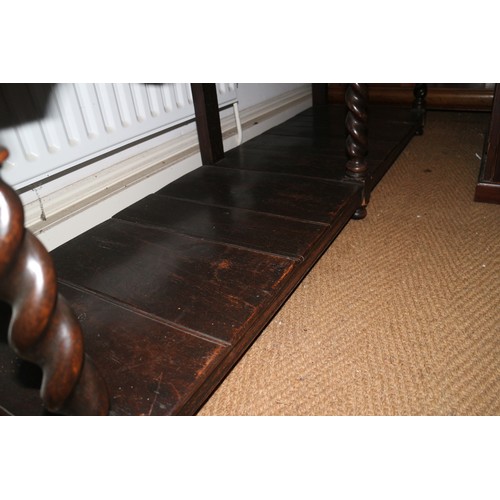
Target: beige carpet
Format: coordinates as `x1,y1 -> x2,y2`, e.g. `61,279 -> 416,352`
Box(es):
198,111 -> 500,416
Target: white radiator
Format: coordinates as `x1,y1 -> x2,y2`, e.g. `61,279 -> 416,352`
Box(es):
0,83 -> 237,189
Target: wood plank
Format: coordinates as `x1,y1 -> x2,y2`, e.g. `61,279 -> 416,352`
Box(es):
0,285 -> 228,416
50,219 -> 296,344
218,147 -> 347,180
262,121 -> 344,138
174,189 -> 361,414
244,135 -> 404,160
58,284 -> 228,416
158,166 -> 361,224
114,195 -> 328,259
241,133 -> 347,153
219,137 -> 408,182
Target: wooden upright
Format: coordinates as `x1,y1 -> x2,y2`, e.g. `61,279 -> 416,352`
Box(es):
0,147 -> 109,415
191,83 -> 224,165
345,83 -> 369,219
475,83 -> 500,204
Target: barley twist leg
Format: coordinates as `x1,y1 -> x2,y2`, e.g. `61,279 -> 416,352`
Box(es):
345,83 -> 369,219
0,147 -> 109,415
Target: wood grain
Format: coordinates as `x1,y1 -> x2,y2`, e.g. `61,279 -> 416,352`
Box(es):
115,195 -> 327,259
158,166 -> 360,224
51,219 -> 296,344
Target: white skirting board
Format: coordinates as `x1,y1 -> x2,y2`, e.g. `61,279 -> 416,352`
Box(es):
21,85 -> 312,251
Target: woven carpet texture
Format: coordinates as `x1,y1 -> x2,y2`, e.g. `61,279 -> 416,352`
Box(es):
198,111 -> 500,416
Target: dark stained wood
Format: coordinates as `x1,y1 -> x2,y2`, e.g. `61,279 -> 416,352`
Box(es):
218,147 -> 347,180
0,283 -> 228,416
345,84 -> 369,180
474,181 -> 500,203
115,195 -> 328,259
475,84 -> 500,204
0,148 -> 109,416
236,132 -> 348,153
480,84 -> 500,182
328,83 -> 495,111
173,193 -> 363,415
191,83 -> 224,165
345,84 -> 369,219
423,84 -> 493,111
51,219 -> 296,344
157,166 -> 361,224
226,105 -> 416,184
243,132 -> 404,161
312,83 -> 328,105
1,95 -> 419,416
412,84 -> 427,135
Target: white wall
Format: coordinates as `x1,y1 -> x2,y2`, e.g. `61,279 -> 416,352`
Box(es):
237,83 -> 308,111
1,83 -> 312,250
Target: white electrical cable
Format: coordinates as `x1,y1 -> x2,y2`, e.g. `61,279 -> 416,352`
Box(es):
233,102 -> 242,145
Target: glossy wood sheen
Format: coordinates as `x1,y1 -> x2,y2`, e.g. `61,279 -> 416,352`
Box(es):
115,195 -> 327,259
191,84 -> 224,165
220,105 -> 417,184
345,84 -> 369,219
0,154 -> 109,416
0,284 -> 227,416
1,101 -> 419,415
158,166 -> 360,224
52,219 -> 296,343
328,84 -> 495,111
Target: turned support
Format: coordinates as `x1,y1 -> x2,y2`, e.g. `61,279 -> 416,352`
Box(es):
0,147 -> 109,415
412,83 -> 428,135
345,83 -> 369,219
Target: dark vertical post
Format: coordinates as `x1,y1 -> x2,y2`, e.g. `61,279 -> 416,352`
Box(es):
474,83 -> 500,203
191,83 -> 224,165
312,84 -> 328,105
345,83 -> 369,219
412,83 -> 428,135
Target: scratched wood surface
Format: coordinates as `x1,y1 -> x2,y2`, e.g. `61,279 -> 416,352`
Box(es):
0,103 -> 418,415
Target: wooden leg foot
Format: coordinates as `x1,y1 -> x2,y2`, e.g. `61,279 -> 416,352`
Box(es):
352,206 -> 367,220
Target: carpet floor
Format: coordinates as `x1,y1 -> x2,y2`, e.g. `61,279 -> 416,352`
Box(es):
198,110 -> 500,416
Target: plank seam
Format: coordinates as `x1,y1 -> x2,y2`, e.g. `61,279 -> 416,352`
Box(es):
57,279 -> 232,347
154,193 -> 332,227
112,217 -> 305,263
